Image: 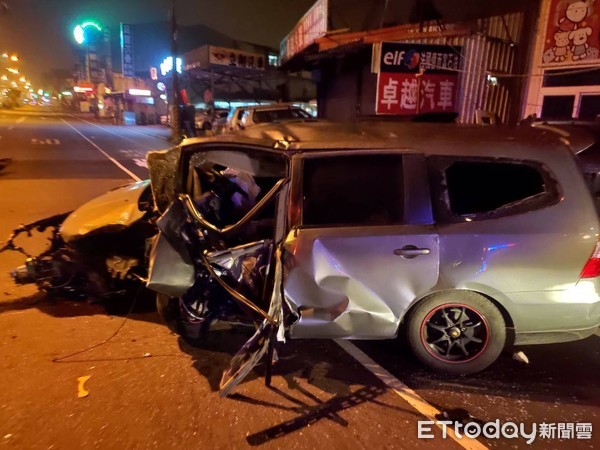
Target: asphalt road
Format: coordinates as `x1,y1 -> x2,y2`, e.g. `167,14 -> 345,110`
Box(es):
0,109 -> 598,450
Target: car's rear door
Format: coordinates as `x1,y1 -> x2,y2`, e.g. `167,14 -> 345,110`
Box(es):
284,151 -> 440,339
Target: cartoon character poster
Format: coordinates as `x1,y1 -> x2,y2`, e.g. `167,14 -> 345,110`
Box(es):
543,0 -> 600,64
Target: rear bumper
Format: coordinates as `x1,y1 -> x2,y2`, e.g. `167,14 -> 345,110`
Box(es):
515,325 -> 599,345
506,279 -> 600,344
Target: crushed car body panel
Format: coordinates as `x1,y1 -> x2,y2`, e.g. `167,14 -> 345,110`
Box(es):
284,228 -> 440,339
147,146 -> 181,213
60,180 -> 151,243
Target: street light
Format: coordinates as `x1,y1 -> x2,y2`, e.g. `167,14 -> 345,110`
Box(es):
10,55 -> 18,62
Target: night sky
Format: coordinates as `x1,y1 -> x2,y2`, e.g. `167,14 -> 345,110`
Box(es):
0,0 -> 315,85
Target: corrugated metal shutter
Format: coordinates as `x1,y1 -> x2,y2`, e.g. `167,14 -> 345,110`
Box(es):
403,13 -> 524,123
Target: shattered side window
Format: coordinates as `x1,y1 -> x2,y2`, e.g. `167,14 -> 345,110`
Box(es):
302,154 -> 404,226
186,149 -> 286,230
440,160 -> 559,218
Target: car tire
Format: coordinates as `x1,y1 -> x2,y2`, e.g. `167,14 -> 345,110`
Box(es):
405,291 -> 506,374
156,294 -> 211,345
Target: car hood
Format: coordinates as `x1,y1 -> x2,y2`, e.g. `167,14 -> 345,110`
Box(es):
60,180 -> 151,243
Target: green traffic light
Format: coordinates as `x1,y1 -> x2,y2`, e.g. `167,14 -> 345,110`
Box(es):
73,21 -> 102,45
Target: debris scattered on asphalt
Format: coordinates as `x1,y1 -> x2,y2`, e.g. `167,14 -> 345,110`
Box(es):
77,375 -> 91,398
143,352 -> 151,358
4,434 -> 12,439
513,351 -> 530,364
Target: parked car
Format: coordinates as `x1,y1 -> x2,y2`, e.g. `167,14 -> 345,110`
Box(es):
226,104 -> 312,131
195,108 -> 229,132
211,109 -> 230,134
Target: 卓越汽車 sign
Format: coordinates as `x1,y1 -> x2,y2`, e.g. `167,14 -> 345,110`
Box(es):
374,42 -> 461,115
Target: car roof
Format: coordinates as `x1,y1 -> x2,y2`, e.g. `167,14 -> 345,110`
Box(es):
186,120 -> 576,156
232,103 -> 302,112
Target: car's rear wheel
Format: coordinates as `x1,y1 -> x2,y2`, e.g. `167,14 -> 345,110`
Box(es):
405,291 -> 506,374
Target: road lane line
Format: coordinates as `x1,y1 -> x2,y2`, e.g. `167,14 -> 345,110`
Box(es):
60,118 -> 141,182
68,115 -> 145,146
133,158 -> 148,168
334,340 -> 489,450
70,115 -> 168,147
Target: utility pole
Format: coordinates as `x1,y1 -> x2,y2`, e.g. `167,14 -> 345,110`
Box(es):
170,0 -> 182,142
507,0 -> 541,125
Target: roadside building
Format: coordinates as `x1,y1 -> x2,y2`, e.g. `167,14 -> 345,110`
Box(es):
281,0 -> 539,125
523,0 -> 600,121
103,74 -> 156,125
181,43 -> 314,110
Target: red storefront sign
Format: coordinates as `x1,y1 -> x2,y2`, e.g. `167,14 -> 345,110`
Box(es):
280,0 -> 328,64
375,42 -> 460,115
376,72 -> 458,115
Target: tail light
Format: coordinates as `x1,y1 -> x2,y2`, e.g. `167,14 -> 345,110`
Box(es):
580,242 -> 600,278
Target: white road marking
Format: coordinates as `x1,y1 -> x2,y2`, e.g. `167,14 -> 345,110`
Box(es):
71,115 -> 166,147
31,138 -> 60,145
133,158 -> 148,168
335,340 -> 489,450
60,118 -> 142,182
15,116 -> 26,124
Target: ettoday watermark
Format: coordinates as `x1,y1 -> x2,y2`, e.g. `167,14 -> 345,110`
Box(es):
418,420 -> 593,444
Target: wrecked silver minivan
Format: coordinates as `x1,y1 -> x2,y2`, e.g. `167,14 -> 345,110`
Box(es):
148,121 -> 600,395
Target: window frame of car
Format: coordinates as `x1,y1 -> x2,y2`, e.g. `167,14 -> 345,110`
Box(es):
291,150 -> 434,230
427,155 -> 563,224
177,143 -> 290,197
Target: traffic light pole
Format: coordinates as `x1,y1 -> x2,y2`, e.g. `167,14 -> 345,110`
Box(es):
170,0 -> 182,143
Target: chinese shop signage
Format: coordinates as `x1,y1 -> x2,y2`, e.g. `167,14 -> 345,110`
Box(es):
209,46 -> 266,71
280,0 -> 328,64
374,42 -> 461,115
